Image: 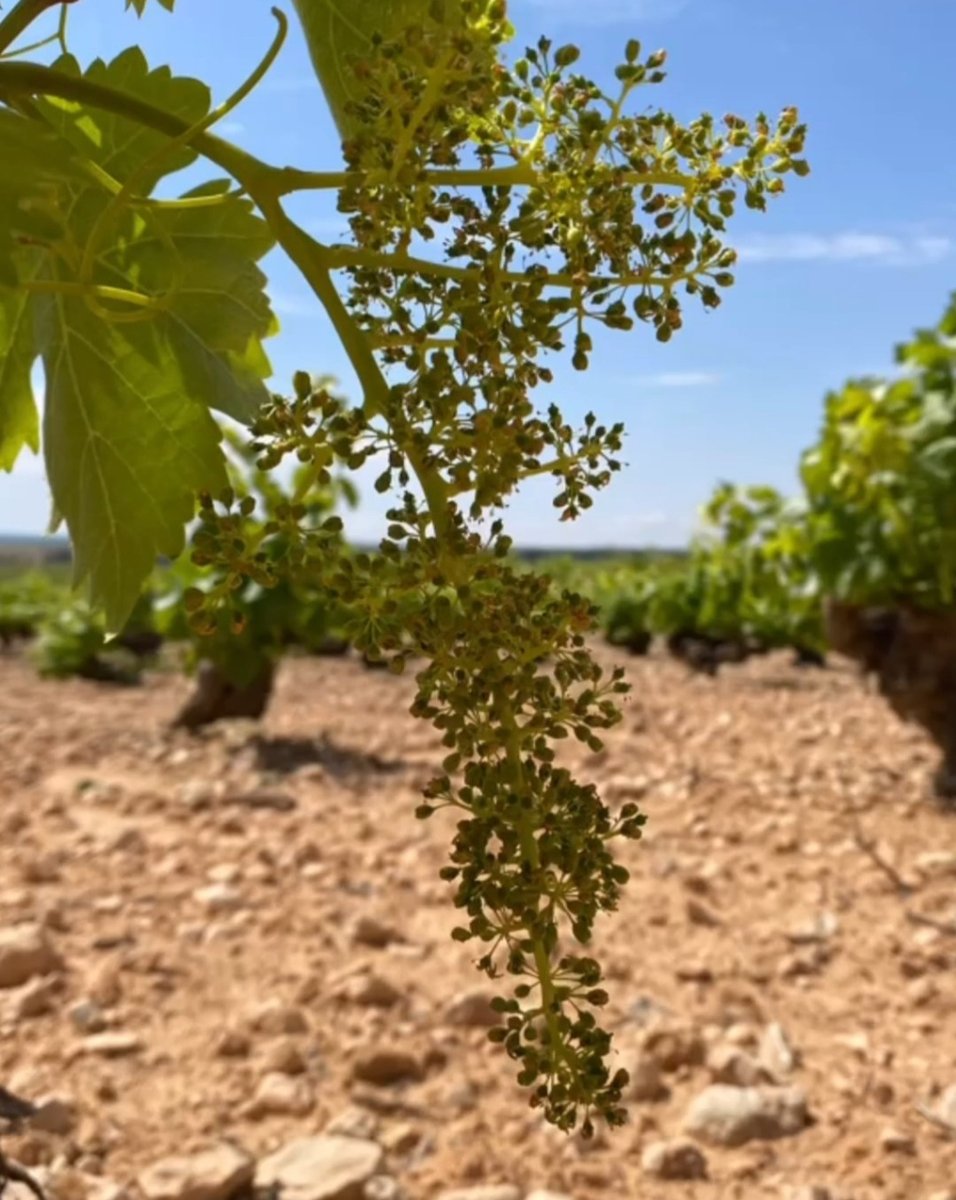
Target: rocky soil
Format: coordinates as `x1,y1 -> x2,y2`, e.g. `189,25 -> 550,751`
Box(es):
0,645 -> 955,1200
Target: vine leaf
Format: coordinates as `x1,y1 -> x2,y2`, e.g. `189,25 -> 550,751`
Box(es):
0,108 -> 85,285
126,0 -> 176,12
0,287 -> 38,472
39,293 -> 229,630
36,49 -> 208,189
0,49 -> 279,625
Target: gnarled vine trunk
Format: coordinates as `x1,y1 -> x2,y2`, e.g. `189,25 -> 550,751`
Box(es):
825,598 -> 956,799
172,659 -> 275,731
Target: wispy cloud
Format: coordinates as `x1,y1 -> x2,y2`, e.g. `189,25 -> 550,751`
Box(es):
736,232 -> 953,267
631,371 -> 721,388
269,290 -> 321,319
517,0 -> 689,25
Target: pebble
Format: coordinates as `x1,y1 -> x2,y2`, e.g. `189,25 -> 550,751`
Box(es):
622,1051 -> 666,1101
436,1189 -> 521,1200
784,1189 -> 833,1200
350,915 -> 402,948
641,1138 -> 709,1181
352,1048 -> 423,1086
81,1031 -> 142,1058
686,897 -> 722,927
215,1029 -> 250,1058
193,885 -> 244,914
255,1135 -> 383,1200
0,924 -> 64,988
758,1022 -> 799,1078
138,1144 -> 254,1200
880,1126 -> 916,1154
937,1082 -> 956,1125
9,974 -> 61,1019
246,1073 -> 315,1118
70,999 -> 108,1034
707,1044 -> 768,1087
325,1107 -> 379,1140
262,1039 -> 307,1076
247,1000 -> 309,1036
31,1095 -> 78,1136
443,989 -> 500,1028
524,1193 -> 573,1200
643,1023 -> 705,1071
343,973 -> 402,1008
683,1084 -> 810,1147
362,1179 -> 403,1200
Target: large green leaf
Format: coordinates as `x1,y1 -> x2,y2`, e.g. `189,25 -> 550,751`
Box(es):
2,50 -> 279,624
37,49 -> 209,191
0,284 -> 38,472
0,108 -> 85,284
37,288 -> 228,628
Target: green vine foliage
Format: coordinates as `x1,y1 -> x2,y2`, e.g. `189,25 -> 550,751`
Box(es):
0,0 -> 806,1132
801,293 -> 956,609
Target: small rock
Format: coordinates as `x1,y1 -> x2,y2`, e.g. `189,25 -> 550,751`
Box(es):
262,1040 -> 307,1076
443,989 -> 499,1028
248,1000 -> 309,1036
229,789 -> 297,813
215,1030 -> 250,1058
785,912 -> 839,945
350,915 -> 402,948
880,1126 -> 916,1155
706,1045 -> 766,1088
784,1189 -> 833,1200
758,1022 -> 799,1079
246,1073 -> 314,1118
380,1124 -> 420,1155
641,1138 -> 708,1181
31,1096 -> 78,1136
363,1178 -> 403,1200
70,1000 -> 108,1034
193,885 -> 244,914
524,1193 -> 573,1200
686,898 -> 722,928
352,1048 -> 423,1086
325,1107 -> 379,1140
10,975 -> 61,1019
343,974 -> 401,1009
643,1024 -> 705,1071
81,1032 -> 142,1058
683,1084 -> 810,1147
436,1190 -> 521,1200
86,962 -> 122,1008
0,925 -> 64,989
937,1083 -> 956,1126
622,1052 -> 667,1101
138,1144 -> 254,1200
255,1135 -> 383,1200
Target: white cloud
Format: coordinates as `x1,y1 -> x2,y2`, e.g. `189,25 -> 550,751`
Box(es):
631,371 -> 720,388
517,0 -> 688,23
736,232 -> 953,267
269,290 -> 322,318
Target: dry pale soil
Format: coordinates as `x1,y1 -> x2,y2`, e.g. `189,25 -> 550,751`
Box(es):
0,644 -> 955,1200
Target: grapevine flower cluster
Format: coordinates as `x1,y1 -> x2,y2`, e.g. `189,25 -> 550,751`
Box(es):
185,5 -> 804,1132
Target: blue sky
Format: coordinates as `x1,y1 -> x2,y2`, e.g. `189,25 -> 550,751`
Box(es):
3,0 -> 956,547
